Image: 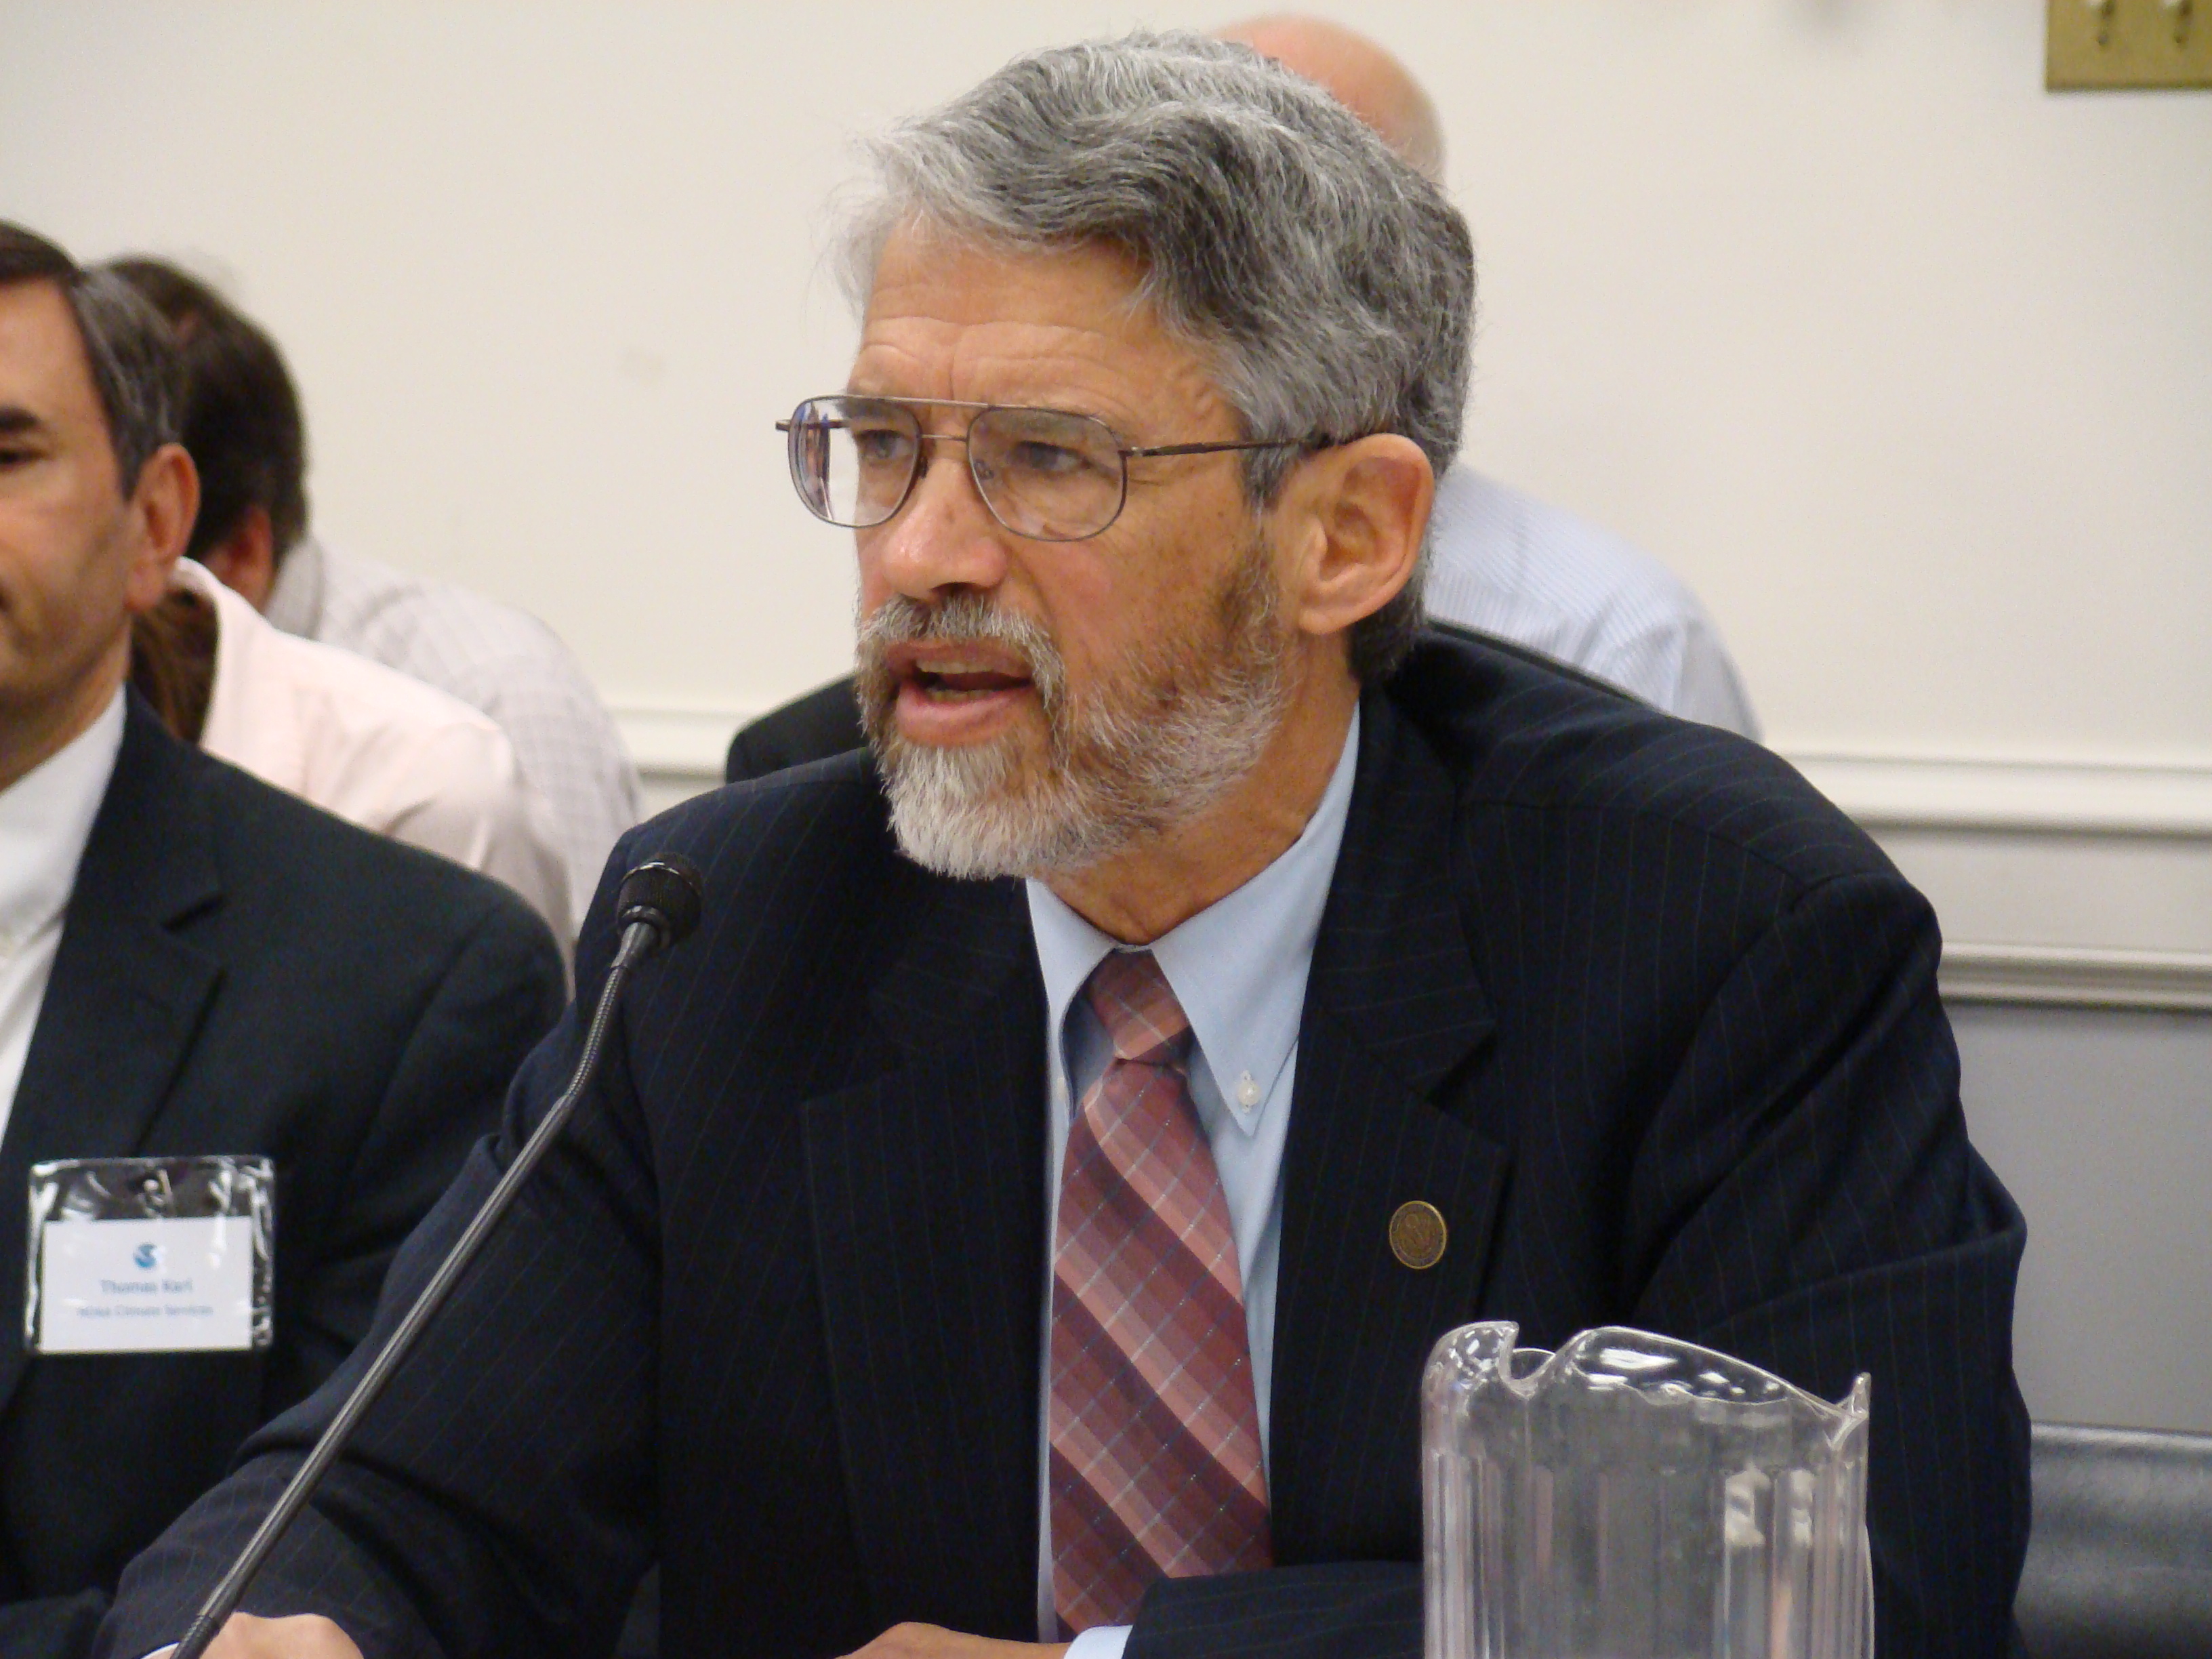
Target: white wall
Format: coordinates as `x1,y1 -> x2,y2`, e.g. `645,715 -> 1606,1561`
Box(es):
3,1 -> 2206,769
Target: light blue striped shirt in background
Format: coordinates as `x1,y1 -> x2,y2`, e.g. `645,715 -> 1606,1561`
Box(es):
1427,465 -> 1761,739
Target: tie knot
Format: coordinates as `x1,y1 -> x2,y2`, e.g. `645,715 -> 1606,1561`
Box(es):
1084,950 -> 1191,1065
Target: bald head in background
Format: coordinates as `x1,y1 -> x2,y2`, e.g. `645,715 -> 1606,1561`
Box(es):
1216,14 -> 1445,180
1212,14 -> 1761,737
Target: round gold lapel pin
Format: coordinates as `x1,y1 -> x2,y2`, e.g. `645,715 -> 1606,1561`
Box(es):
1388,1200 -> 1448,1270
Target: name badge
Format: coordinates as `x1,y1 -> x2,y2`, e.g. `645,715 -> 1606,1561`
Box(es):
26,1157 -> 274,1355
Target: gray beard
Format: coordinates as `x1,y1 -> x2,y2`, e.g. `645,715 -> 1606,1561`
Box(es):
855,544 -> 1293,881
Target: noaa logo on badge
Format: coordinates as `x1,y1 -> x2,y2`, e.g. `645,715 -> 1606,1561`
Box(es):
132,1242 -> 161,1271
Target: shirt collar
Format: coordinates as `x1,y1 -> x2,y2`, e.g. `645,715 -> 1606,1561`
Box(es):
260,533 -> 327,638
0,686 -> 125,953
175,557 -> 314,787
1025,704 -> 1361,1134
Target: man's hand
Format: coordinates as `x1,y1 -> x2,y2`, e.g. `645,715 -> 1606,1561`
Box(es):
841,1623 -> 1070,1659
182,1612 -> 363,1658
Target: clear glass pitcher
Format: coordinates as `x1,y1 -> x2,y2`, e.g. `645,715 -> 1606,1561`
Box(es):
1422,1323 -> 1872,1659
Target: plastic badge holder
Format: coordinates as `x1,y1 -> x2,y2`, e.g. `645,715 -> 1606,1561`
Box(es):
1423,1323 -> 1872,1659
26,1156 -> 275,1354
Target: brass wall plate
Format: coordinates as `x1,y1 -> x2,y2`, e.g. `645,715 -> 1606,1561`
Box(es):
2049,0 -> 2212,89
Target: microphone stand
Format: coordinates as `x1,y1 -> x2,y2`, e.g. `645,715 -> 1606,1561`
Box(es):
170,861 -> 697,1659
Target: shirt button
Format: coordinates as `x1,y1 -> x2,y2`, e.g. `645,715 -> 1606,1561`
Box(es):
1235,1073 -> 1261,1108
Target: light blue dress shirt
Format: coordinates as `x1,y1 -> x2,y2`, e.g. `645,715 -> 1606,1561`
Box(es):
1025,708 -> 1361,1658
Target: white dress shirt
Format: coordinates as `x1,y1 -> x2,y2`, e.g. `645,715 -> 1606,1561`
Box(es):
0,688 -> 125,1142
1024,710 -> 1361,1659
180,560 -> 574,943
1427,465 -> 1761,739
264,537 -> 643,912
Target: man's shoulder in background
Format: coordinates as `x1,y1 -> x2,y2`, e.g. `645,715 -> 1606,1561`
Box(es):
264,537 -> 642,907
1425,464 -> 1760,740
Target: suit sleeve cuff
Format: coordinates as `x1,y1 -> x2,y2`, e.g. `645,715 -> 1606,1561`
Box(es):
1066,1624 -> 1132,1659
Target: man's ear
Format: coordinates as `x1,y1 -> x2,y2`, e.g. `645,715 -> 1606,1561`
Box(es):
121,443 -> 199,616
197,503 -> 279,611
1272,433 -> 1433,642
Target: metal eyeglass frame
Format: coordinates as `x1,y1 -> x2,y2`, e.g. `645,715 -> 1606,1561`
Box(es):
776,394 -> 1328,543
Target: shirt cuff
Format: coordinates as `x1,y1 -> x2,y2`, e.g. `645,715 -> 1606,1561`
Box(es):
1065,1624 -> 1132,1659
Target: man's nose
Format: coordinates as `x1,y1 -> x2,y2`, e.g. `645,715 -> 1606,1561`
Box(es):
865,440 -> 1012,600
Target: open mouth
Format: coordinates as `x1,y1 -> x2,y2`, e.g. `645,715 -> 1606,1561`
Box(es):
881,644 -> 1040,743
910,663 -> 1033,701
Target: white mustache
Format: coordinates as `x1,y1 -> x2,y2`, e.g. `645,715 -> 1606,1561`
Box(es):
858,594 -> 1066,708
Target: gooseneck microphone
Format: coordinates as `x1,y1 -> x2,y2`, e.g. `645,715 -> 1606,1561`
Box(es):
169,855 -> 705,1659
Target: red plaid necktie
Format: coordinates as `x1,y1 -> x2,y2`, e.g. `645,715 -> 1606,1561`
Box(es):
1048,949 -> 1272,1634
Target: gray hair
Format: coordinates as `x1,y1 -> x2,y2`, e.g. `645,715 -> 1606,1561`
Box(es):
839,30 -> 1475,680
0,222 -> 180,493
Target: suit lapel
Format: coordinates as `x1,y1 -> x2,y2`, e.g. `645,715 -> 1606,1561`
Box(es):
1268,690 -> 1510,1563
800,691 -> 1513,1603
802,874 -> 1047,1637
0,698 -> 224,1414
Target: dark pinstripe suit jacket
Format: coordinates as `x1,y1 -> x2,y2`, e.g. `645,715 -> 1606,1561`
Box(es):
2,696 -> 565,1659
98,632 -> 2028,1659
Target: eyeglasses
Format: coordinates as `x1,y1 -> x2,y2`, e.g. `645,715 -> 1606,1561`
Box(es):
777,395 -> 1319,543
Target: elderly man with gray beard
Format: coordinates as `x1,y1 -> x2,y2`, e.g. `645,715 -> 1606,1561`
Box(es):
101,33 -> 2026,1659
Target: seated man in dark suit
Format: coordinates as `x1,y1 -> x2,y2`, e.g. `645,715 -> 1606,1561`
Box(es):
0,224 -> 567,1659
106,33 -> 2025,1659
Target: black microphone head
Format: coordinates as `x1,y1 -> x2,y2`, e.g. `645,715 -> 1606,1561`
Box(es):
615,855 -> 704,953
